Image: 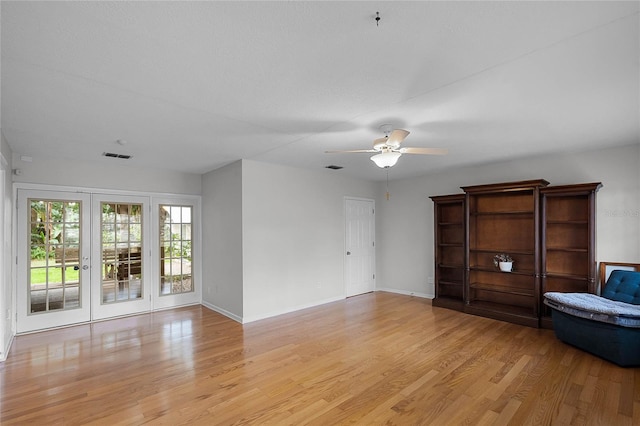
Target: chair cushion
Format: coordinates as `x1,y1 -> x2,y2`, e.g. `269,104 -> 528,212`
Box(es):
601,270 -> 640,304
544,292 -> 640,327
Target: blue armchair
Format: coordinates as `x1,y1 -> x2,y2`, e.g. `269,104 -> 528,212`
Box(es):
544,269 -> 640,367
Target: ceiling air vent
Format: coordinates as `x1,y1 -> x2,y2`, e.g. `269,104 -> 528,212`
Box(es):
325,165 -> 343,170
103,152 -> 132,159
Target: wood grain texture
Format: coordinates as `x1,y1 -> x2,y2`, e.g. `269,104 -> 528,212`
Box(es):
1,292 -> 638,425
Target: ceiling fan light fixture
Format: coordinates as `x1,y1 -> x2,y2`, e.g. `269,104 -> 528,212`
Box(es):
371,151 -> 401,168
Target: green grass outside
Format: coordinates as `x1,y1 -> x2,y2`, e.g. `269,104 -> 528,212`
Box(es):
30,260 -> 79,285
30,259 -> 192,285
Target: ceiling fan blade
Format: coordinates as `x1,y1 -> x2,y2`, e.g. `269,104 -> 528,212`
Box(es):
325,149 -> 377,153
399,147 -> 448,155
387,129 -> 410,146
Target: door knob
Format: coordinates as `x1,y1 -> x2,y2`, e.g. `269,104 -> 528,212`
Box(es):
347,251 -> 351,255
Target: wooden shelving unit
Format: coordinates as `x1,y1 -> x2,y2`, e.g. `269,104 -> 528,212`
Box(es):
462,180 -> 548,327
430,194 -> 465,311
540,183 -> 601,328
431,179 -> 600,328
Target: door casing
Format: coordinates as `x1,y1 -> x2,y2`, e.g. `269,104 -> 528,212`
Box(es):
16,189 -> 92,333
14,184 -> 201,333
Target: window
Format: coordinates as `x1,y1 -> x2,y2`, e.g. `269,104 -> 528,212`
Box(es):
159,205 -> 192,295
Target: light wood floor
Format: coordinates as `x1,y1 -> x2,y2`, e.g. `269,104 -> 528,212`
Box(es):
1,292 -> 638,425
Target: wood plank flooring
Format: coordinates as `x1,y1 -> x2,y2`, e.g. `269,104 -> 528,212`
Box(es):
1,292 -> 638,425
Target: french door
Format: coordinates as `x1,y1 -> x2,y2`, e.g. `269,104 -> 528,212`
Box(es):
16,190 -> 151,332
91,194 -> 151,320
16,190 -> 92,332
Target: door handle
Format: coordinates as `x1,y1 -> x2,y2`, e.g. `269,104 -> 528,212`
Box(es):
82,265 -> 89,270
346,251 -> 351,255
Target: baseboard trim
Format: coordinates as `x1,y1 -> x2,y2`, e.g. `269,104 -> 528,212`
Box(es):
241,295 -> 345,324
0,333 -> 15,362
201,291 -> 432,325
201,300 -> 243,323
376,288 -> 434,299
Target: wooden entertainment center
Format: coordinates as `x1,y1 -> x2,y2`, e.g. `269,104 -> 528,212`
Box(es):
431,180 -> 601,328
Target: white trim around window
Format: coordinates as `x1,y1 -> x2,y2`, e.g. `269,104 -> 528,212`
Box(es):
152,196 -> 202,310
13,183 -> 202,321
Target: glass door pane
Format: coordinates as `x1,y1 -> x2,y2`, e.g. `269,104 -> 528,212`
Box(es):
16,190 -> 91,333
100,202 -> 143,303
91,194 -> 150,320
29,200 -> 82,312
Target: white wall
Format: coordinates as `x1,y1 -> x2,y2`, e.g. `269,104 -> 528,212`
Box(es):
5,140 -> 637,335
201,161 -> 244,321
1,133 -> 14,361
11,154 -> 201,195
377,143 -> 640,297
241,160 -> 377,322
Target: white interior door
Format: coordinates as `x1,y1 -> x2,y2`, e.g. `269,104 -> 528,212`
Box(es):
16,190 -> 92,333
91,194 -> 151,320
345,198 -> 375,297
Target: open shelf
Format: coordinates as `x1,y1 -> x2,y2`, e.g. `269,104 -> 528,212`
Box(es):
469,266 -> 534,276
546,246 -> 588,252
539,183 -> 601,324
465,301 -> 539,327
431,180 -> 600,328
469,248 -> 535,255
431,193 -> 466,312
432,296 -> 465,311
543,274 -> 591,295
463,180 -> 547,327
546,220 -> 588,225
436,280 -> 463,300
466,300 -> 535,316
439,279 -> 463,286
438,263 -> 464,269
470,210 -> 533,216
544,272 -> 588,281
469,282 -> 534,297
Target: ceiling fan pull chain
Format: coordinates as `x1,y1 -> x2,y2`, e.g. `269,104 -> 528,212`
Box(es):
386,169 -> 390,200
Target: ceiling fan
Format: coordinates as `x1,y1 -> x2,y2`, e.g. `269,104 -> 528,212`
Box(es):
326,124 -> 448,168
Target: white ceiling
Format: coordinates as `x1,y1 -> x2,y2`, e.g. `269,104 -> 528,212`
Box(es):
1,1 -> 638,181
